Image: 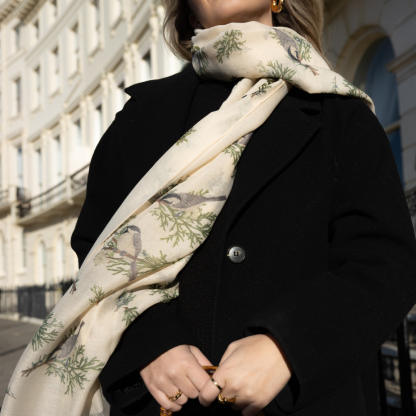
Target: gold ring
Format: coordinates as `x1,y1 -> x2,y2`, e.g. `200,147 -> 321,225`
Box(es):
166,389 -> 182,402
211,377 -> 223,392
217,392 -> 236,405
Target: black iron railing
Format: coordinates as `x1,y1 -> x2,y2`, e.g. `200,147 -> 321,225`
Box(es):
17,180 -> 66,218
71,164 -> 89,193
0,280 -> 74,319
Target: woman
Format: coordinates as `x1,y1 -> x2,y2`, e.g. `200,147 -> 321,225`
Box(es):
69,2 -> 416,416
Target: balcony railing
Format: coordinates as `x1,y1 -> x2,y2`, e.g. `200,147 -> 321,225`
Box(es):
16,164 -> 90,220
71,163 -> 90,193
0,188 -> 8,207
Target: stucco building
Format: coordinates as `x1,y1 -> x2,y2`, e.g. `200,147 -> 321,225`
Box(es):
0,0 -> 415,295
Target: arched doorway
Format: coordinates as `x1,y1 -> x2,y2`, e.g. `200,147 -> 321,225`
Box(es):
353,37 -> 403,186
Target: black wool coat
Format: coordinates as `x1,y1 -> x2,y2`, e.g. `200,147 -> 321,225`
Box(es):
71,64 -> 416,416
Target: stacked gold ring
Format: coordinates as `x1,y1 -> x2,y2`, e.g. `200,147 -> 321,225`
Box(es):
210,378 -> 223,392
166,389 -> 182,402
217,392 -> 236,405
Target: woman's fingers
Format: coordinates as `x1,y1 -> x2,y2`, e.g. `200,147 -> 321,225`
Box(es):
198,367 -> 227,407
189,345 -> 213,366
149,386 -> 184,412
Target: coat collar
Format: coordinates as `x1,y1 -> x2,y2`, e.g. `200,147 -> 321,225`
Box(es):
126,64 -> 322,232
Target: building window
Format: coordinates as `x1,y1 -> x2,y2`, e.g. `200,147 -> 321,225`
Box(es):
55,135 -> 62,180
94,104 -> 102,145
353,37 -> 403,185
141,51 -> 152,82
33,66 -> 41,109
22,229 -> 27,268
13,21 -> 23,52
116,80 -> 126,112
13,77 -> 22,115
49,0 -> 57,24
90,0 -> 101,51
51,46 -> 59,93
74,119 -> 82,146
33,19 -> 39,41
56,235 -> 65,281
17,146 -> 23,189
37,148 -> 43,194
37,241 -> 47,285
70,23 -> 80,74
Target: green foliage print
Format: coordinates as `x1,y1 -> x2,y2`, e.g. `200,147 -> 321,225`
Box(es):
331,76 -> 339,94
257,60 -> 296,82
31,311 -> 64,352
150,190 -> 218,248
192,45 -> 209,77
114,290 -> 140,326
115,290 -> 136,311
22,324 -> 105,397
292,35 -> 313,63
250,79 -> 274,98
149,282 -> 179,303
342,78 -> 369,101
6,386 -> 16,399
122,307 -> 139,326
89,285 -> 108,306
176,128 -> 196,146
213,30 -> 246,64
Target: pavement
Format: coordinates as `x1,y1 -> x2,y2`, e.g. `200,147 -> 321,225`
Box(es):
0,318 -> 110,415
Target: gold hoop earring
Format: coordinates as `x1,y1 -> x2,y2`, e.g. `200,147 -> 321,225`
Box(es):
271,0 -> 284,13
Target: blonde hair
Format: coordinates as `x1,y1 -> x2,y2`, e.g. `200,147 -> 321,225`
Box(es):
162,0 -> 333,71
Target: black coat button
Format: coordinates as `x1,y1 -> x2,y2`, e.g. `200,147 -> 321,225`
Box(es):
227,246 -> 245,263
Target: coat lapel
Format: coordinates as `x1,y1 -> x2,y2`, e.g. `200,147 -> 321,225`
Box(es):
218,86 -> 323,234
127,66 -> 322,236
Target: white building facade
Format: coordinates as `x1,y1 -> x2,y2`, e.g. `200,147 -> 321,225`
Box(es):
0,0 -> 183,289
0,0 -> 415,290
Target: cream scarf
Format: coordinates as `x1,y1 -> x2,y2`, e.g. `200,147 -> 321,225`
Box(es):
2,21 -> 374,416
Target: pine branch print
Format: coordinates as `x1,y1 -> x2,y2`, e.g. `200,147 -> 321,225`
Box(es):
292,35 -> 313,63
6,386 -> 16,399
223,143 -> 245,166
31,312 -> 64,352
250,79 -> 274,98
176,128 -> 196,146
214,30 -> 246,63
343,78 -> 369,101
122,306 -> 139,326
44,345 -> 105,396
257,60 -> 296,81
88,285 -> 108,306
192,46 -> 209,77
151,202 -> 217,248
149,282 -> 179,303
331,76 -> 339,94
115,290 -> 136,311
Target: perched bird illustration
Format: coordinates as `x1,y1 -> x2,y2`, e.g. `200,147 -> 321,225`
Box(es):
158,192 -> 227,219
51,321 -> 85,361
115,225 -> 142,281
272,29 -> 319,76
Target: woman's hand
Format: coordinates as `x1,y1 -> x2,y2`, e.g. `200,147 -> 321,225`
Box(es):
198,333 -> 292,416
139,344 -> 213,412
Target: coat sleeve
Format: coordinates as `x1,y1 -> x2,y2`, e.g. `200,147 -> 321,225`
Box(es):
243,96 -> 416,413
70,97 -> 198,409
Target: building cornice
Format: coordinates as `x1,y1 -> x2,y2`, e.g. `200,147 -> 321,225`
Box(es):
0,0 -> 21,24
15,0 -> 46,23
